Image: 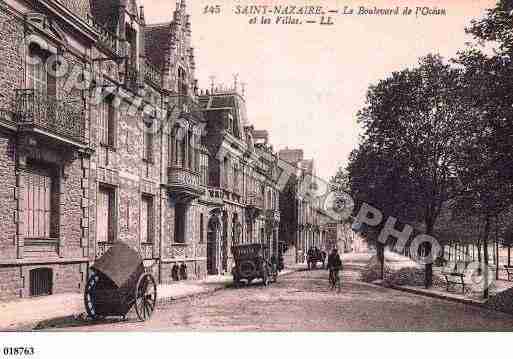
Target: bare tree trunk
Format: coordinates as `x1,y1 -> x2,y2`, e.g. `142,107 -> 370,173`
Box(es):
496,217 -> 499,281
483,216 -> 490,299
424,220 -> 435,289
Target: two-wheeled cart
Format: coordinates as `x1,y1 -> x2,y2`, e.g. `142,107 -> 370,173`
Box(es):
84,242 -> 157,321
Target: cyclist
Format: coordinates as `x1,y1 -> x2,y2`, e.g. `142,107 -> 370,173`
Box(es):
327,247 -> 342,290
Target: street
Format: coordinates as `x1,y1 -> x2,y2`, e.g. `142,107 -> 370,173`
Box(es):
42,267 -> 513,331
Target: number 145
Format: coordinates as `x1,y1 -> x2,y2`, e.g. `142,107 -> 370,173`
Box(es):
204,5 -> 221,14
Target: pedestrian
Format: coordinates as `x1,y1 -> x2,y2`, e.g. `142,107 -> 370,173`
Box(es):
327,248 -> 342,290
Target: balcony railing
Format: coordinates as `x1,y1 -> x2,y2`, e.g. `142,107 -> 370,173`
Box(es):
14,89 -> 86,144
208,187 -> 224,200
140,243 -> 154,260
246,192 -> 264,209
96,242 -> 114,259
168,166 -> 201,189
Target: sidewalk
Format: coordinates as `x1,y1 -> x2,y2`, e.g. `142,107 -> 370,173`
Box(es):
358,251 -> 513,311
0,267 -> 301,331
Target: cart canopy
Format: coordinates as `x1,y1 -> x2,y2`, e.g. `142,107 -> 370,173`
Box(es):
91,242 -> 143,288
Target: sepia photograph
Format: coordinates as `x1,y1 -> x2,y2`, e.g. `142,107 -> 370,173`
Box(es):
0,0 -> 513,356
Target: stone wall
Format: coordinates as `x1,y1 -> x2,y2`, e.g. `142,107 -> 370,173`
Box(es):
0,4 -> 24,105
0,131 -> 17,261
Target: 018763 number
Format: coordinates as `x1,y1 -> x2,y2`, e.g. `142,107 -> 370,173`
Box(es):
3,347 -> 35,356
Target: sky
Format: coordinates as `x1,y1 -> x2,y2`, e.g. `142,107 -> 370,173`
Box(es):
142,0 -> 496,180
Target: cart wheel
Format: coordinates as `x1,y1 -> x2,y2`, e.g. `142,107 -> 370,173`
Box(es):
84,273 -> 102,320
135,273 -> 157,321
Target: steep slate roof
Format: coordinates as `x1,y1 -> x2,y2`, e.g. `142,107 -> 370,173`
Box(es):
90,0 -> 139,32
90,0 -> 119,31
144,23 -> 171,69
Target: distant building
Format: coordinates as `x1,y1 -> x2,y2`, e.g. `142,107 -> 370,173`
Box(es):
278,148 -> 336,264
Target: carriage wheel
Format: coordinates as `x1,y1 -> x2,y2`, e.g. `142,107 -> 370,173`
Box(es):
84,272 -> 102,320
135,273 -> 157,321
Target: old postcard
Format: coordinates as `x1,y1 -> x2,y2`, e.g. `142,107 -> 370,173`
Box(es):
0,0 -> 512,356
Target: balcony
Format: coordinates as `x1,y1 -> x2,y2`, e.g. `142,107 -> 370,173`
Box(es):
167,95 -> 204,122
140,243 -> 154,260
14,89 -> 86,146
246,192 -> 264,209
96,242 -> 114,259
246,192 -> 264,221
200,186 -> 224,205
167,166 -> 204,202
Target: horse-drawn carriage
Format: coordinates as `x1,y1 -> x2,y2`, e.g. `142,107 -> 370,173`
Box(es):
84,242 -> 157,321
231,243 -> 279,286
307,247 -> 326,270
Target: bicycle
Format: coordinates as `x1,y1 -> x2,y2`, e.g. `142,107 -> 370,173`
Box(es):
329,268 -> 341,293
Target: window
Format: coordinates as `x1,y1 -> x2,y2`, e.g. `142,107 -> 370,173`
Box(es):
30,268 -> 52,297
24,165 -> 57,239
188,131 -> 193,169
143,120 -> 153,162
99,97 -> 115,147
233,165 -> 239,193
174,203 -> 186,243
223,157 -> 230,189
194,135 -> 201,173
199,213 -> 204,243
27,43 -> 55,98
97,185 -> 115,243
141,196 -> 154,243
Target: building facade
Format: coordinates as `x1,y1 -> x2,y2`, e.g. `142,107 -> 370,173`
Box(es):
278,148 -> 339,265
0,0 -> 281,301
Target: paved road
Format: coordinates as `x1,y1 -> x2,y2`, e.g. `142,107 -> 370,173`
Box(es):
42,268 -> 513,331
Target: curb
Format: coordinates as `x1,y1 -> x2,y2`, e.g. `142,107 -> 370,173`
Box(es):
387,284 -> 487,308
7,266 -> 306,330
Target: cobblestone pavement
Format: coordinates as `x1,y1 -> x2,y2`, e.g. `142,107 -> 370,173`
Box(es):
43,268 -> 513,331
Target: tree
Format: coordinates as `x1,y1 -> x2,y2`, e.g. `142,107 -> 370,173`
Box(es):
454,0 -> 513,296
347,55 -> 475,288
